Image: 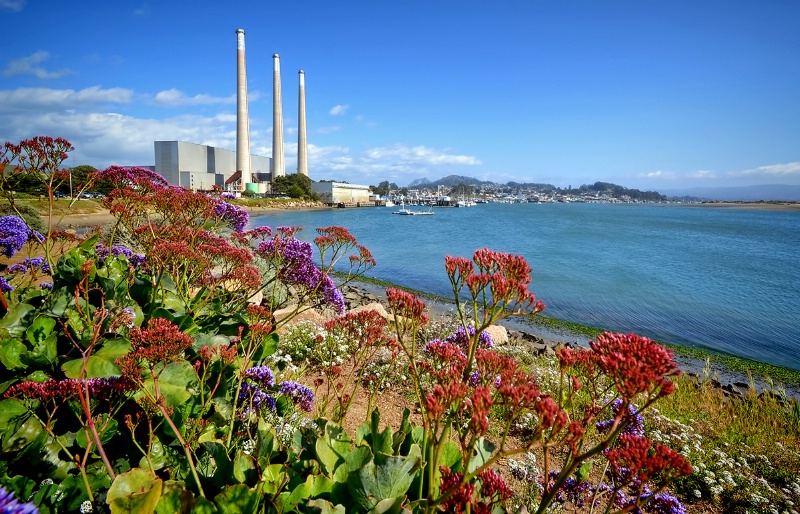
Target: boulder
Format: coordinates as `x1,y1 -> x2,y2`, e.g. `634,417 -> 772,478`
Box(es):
484,324 -> 508,345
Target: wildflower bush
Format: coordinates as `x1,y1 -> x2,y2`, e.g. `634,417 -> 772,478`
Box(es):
0,136 -> 695,513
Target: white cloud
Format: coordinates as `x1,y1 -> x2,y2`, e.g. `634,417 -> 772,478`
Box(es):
316,126 -> 341,134
3,51 -> 71,79
363,144 -> 482,166
0,0 -> 25,11
639,170 -> 676,180
734,162 -> 800,178
152,89 -> 235,106
687,170 -> 718,179
0,86 -> 134,113
329,104 -> 349,116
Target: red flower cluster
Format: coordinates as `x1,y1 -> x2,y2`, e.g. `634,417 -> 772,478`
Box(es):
117,318 -> 193,379
386,288 -> 429,326
605,433 -> 693,485
4,376 -> 136,402
324,309 -> 390,348
558,332 -> 680,400
445,249 -> 545,321
438,466 -> 514,513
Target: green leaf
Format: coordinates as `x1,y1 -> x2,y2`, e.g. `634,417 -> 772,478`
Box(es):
576,461 -> 593,482
367,496 -> 407,514
304,499 -> 348,514
467,437 -> 497,473
0,398 -> 30,435
285,475 -> 335,510
356,409 -> 393,455
0,339 -> 26,369
233,450 -> 258,484
199,441 -> 232,487
0,302 -> 35,338
21,330 -> 58,367
155,482 -> 196,514
61,338 -> 131,378
76,416 -> 119,449
315,422 -> 353,476
141,360 -> 199,409
2,416 -> 42,452
438,441 -> 462,471
25,315 -> 56,344
213,484 -> 260,514
107,468 -> 163,514
346,444 -> 421,511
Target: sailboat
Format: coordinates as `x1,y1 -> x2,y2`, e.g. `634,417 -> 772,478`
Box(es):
392,200 -> 433,216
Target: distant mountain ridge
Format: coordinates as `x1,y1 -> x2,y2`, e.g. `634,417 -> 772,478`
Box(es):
406,176 -> 800,202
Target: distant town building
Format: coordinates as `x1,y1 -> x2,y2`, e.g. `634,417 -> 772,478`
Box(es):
312,182 -> 371,205
154,141 -> 271,192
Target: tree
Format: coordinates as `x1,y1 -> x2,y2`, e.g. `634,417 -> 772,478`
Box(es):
271,174 -> 318,200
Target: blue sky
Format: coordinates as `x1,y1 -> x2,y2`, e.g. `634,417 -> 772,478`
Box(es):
2,0 -> 799,191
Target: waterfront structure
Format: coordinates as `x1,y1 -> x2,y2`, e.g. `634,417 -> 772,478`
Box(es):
297,70 -> 308,176
154,141 -> 270,191
272,54 -> 285,178
235,29 -> 251,191
312,182 -> 371,205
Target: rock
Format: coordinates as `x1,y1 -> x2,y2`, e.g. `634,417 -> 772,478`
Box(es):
484,324 -> 508,345
350,302 -> 390,319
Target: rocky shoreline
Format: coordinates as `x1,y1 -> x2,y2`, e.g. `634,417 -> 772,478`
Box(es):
340,284 -> 800,402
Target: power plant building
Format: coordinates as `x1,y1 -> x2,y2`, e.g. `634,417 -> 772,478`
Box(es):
154,141 -> 271,191
312,182 -> 372,205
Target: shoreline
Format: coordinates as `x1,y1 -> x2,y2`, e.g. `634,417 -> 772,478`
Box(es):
35,205 -> 800,396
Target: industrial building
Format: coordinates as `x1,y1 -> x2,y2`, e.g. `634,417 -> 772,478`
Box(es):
312,182 -> 372,206
154,141 -> 271,192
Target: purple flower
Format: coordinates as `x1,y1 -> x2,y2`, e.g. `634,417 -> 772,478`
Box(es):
22,257 -> 50,275
256,236 -> 345,314
39,282 -> 53,290
214,200 -> 249,232
6,263 -> 27,274
596,399 -> 645,437
445,325 -> 493,349
238,382 -> 276,416
0,485 -> 38,514
244,365 -> 275,388
279,381 -> 315,412
0,277 -> 13,293
0,216 -> 31,258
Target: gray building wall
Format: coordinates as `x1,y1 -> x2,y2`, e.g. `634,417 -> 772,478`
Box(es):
312,182 -> 371,204
154,141 -> 272,190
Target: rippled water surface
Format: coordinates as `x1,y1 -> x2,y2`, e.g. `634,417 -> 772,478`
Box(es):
251,203 -> 800,370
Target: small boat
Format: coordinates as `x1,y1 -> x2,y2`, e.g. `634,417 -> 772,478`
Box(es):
384,199 -> 396,207
392,201 -> 434,216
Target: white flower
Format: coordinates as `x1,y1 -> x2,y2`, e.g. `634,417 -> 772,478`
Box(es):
80,500 -> 93,513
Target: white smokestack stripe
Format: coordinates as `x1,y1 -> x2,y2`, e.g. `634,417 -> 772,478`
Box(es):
272,54 -> 285,178
235,29 -> 251,189
297,70 -> 308,176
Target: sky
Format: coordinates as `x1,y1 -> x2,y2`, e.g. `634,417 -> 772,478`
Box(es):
2,0 -> 799,191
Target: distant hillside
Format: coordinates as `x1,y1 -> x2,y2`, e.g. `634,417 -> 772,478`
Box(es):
407,175 -> 494,188
660,184 -> 800,202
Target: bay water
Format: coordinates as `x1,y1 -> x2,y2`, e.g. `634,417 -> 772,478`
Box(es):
250,203 -> 800,371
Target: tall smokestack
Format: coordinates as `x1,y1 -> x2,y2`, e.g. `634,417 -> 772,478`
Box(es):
297,69 -> 308,176
235,29 -> 251,190
272,53 -> 285,178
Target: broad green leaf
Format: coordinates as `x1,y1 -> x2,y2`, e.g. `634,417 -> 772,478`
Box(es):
315,422 -> 353,476
76,416 -> 119,449
285,475 -> 335,509
61,338 -> 131,378
467,437 -> 497,473
0,302 -> 35,338
2,416 -> 43,452
305,499 -> 348,514
233,450 -> 258,484
213,484 -> 260,514
141,360 -> 199,409
368,496 -> 407,514
346,444 -> 421,511
438,441 -> 462,471
356,409 -> 393,455
108,468 -> 163,514
0,399 -> 29,433
26,316 -> 56,344
21,331 -> 58,367
0,339 -> 26,369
